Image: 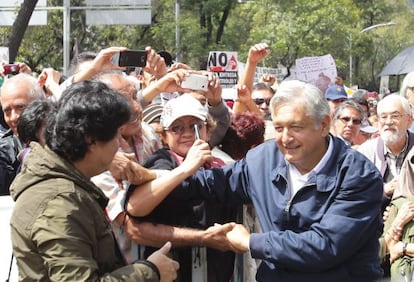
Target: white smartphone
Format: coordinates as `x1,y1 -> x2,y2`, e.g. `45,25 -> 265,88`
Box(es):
181,74 -> 209,91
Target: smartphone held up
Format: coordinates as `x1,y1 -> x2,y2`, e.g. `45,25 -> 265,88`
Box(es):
111,50 -> 147,67
181,74 -> 209,91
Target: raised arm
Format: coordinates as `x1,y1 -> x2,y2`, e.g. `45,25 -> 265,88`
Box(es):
239,42 -> 270,93
126,140 -> 212,217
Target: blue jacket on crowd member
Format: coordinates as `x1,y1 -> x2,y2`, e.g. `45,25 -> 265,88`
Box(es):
189,136 -> 384,282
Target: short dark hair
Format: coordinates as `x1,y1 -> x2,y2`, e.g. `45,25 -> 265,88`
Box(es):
220,112 -> 265,160
253,82 -> 275,95
17,100 -> 56,145
333,99 -> 365,121
68,51 -> 97,76
46,80 -> 131,162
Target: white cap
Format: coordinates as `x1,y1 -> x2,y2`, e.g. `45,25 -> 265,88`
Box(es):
360,120 -> 378,134
161,94 -> 208,128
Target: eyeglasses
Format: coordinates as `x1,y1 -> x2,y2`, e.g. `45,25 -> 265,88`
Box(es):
254,98 -> 271,106
338,116 -> 362,125
368,101 -> 377,107
165,121 -> 206,135
378,112 -> 404,122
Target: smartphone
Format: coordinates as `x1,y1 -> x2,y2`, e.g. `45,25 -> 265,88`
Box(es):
194,124 -> 200,140
3,64 -> 20,75
181,74 -> 209,91
111,50 -> 147,67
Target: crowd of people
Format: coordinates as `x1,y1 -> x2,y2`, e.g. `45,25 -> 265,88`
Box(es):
2,41 -> 414,282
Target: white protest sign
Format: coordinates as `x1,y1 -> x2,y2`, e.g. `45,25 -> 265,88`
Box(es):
0,47 -> 9,63
295,54 -> 337,94
207,51 -> 238,88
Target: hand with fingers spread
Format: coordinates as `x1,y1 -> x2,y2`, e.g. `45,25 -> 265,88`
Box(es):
143,46 -> 168,80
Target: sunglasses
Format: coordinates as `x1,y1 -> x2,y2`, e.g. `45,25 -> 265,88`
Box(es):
338,116 -> 362,125
254,98 -> 271,106
165,121 -> 206,135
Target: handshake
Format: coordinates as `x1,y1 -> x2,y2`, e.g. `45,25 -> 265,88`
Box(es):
202,222 -> 251,253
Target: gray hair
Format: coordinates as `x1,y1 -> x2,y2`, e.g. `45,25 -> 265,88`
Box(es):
270,80 -> 330,128
333,99 -> 365,121
0,73 -> 46,100
400,71 -> 414,99
377,94 -> 411,115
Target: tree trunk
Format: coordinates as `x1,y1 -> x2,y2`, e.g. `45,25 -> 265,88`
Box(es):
7,0 -> 39,62
216,0 -> 233,44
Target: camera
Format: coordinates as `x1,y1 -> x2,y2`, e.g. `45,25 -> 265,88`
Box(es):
3,64 -> 20,75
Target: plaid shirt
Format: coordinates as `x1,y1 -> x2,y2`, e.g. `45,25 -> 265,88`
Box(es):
384,133 -> 410,181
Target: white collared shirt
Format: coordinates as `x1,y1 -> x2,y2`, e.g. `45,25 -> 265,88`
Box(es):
287,135 -> 334,198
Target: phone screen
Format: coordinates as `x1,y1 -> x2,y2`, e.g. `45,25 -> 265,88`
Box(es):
118,50 -> 147,67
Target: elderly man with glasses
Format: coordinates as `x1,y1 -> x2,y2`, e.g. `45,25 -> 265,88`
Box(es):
358,94 -> 414,211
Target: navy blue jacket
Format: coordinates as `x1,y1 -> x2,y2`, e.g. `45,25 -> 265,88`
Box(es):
189,137 -> 384,282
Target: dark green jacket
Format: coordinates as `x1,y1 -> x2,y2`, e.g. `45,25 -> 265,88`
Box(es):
385,196 -> 414,282
10,143 -> 159,281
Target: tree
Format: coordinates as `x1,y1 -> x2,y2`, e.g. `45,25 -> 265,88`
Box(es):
6,0 -> 38,62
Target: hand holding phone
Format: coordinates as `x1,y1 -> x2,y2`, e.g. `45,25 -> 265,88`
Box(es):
181,74 -> 209,91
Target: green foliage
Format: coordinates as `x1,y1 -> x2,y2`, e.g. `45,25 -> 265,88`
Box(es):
0,0 -> 412,90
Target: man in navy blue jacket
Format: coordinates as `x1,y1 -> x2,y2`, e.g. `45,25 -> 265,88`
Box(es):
126,79 -> 384,282
189,80 -> 384,281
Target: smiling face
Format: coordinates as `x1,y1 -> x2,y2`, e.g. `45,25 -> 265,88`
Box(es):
1,82 -> 33,135
273,103 -> 330,174
163,116 -> 207,157
377,98 -> 412,146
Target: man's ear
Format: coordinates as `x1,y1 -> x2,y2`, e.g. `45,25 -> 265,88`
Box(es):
85,136 -> 96,151
320,115 -> 331,135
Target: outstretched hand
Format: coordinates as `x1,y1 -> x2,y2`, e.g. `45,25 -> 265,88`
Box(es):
201,223 -> 238,251
226,223 -> 251,253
